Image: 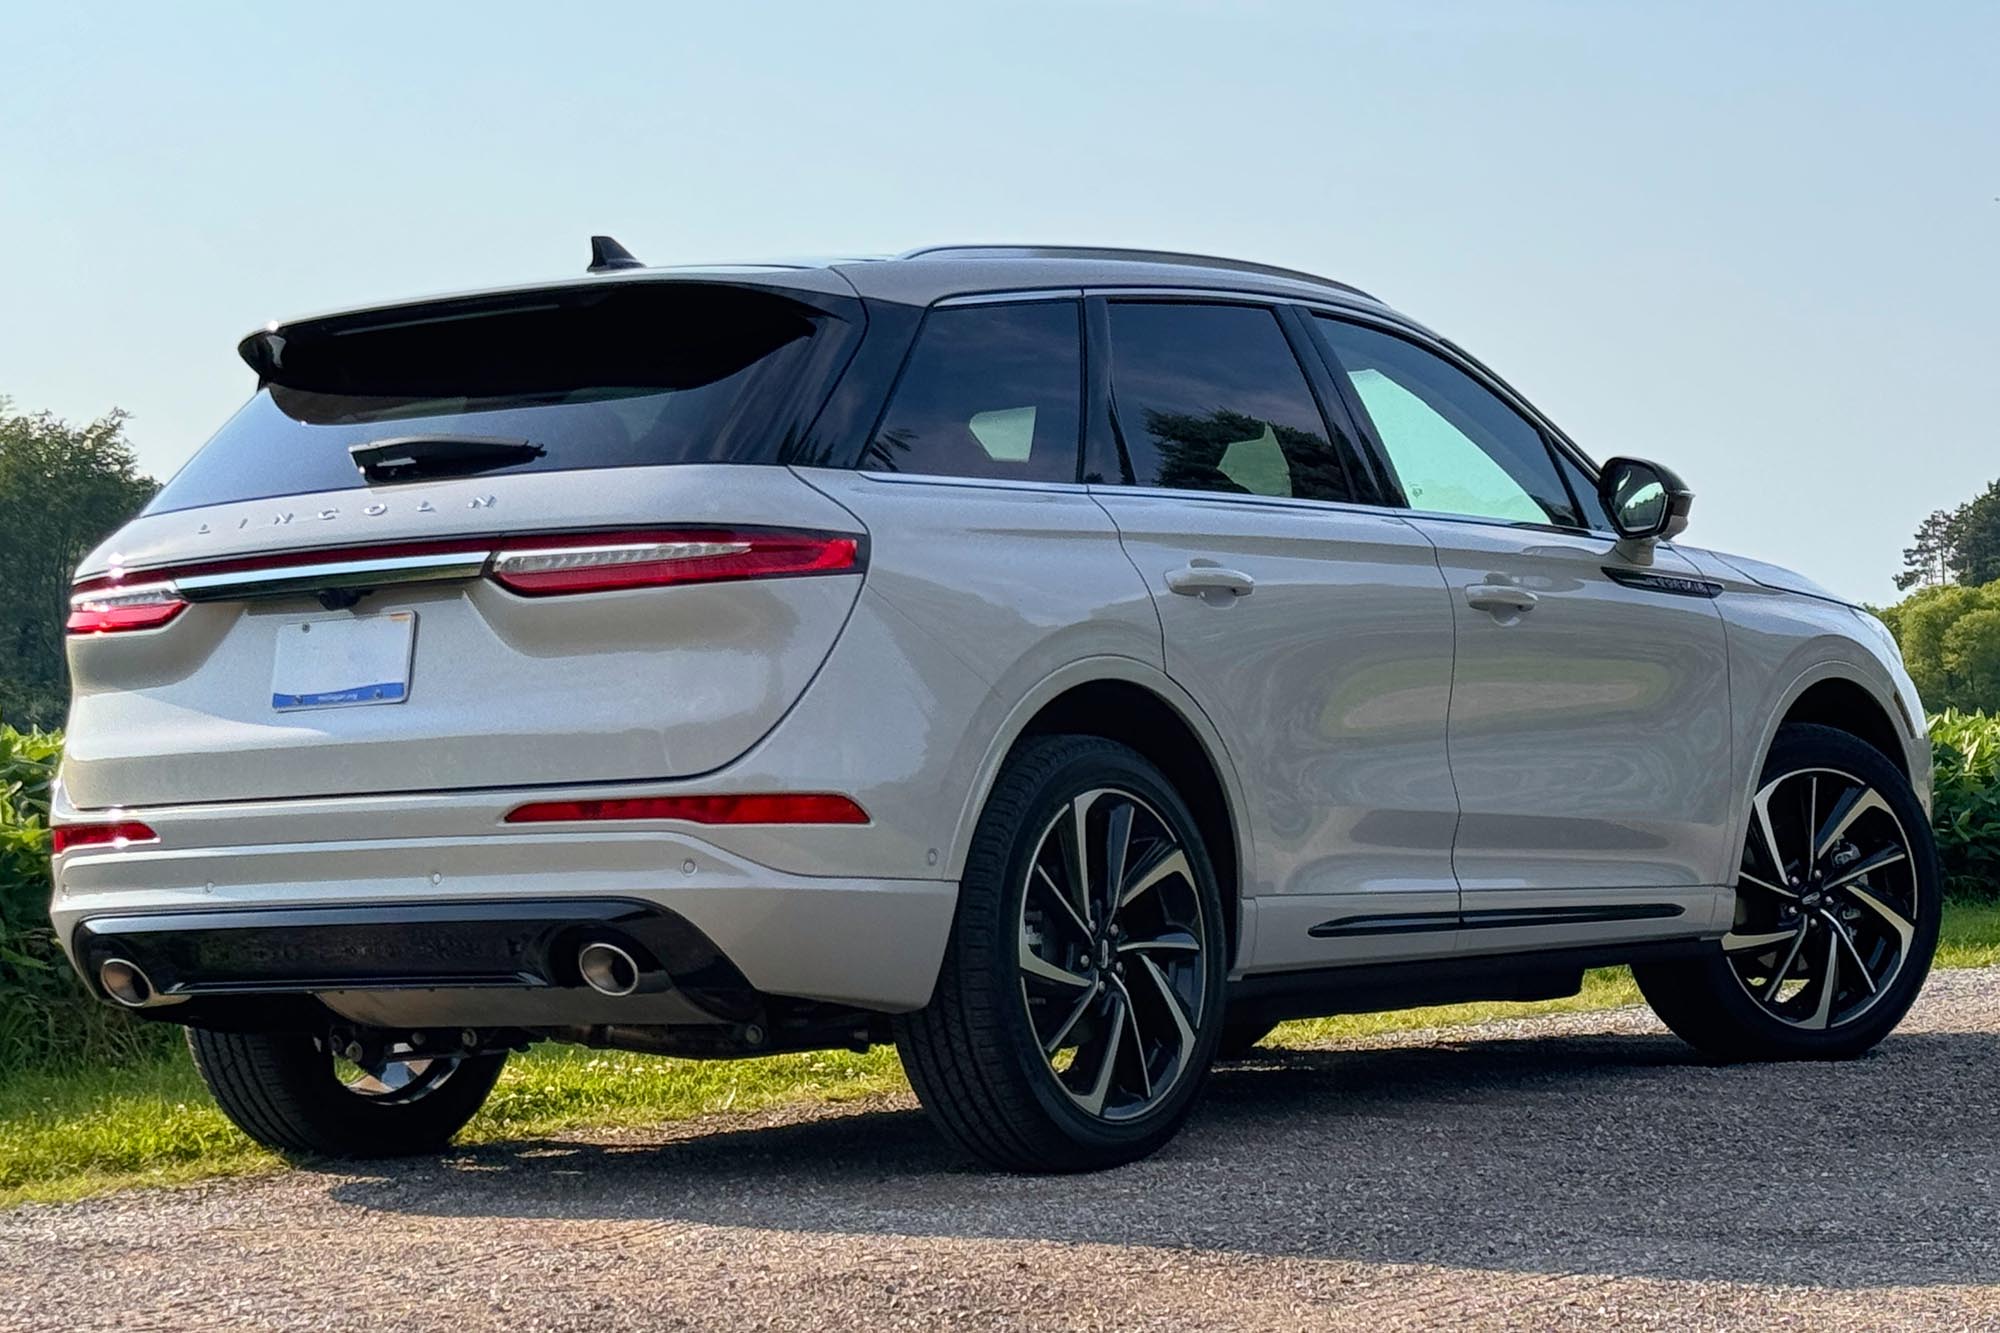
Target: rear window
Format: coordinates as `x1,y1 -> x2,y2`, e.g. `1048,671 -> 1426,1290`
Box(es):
146,283 -> 850,515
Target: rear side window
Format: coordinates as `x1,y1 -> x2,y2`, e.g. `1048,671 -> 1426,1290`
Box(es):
1314,317 -> 1581,528
146,284 -> 850,515
863,301 -> 1082,481
1105,302 -> 1351,503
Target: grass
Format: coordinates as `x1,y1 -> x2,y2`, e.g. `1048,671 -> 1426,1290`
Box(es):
3,899 -> 1996,1209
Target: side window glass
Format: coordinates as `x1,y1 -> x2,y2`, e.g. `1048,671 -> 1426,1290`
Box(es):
1315,317 -> 1579,527
1105,302 -> 1351,503
865,302 -> 1082,481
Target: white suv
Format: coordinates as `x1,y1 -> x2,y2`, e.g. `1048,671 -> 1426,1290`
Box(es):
53,243 -> 1938,1171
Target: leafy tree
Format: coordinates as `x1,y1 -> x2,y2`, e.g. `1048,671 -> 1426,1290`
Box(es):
0,401 -> 158,729
1895,480 -> 2000,592
1956,480 -> 2000,588
1880,580 -> 2000,713
1895,507 -> 1963,591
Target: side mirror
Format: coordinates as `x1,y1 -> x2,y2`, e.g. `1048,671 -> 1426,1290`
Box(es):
1597,457 -> 1693,548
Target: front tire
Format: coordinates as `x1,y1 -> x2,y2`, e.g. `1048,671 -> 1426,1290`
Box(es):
1635,723 -> 1940,1061
895,735 -> 1228,1172
188,1027 -> 506,1159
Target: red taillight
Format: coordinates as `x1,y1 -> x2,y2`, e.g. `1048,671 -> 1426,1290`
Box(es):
66,583 -> 187,635
51,821 -> 158,855
489,530 -> 860,596
504,794 -> 869,826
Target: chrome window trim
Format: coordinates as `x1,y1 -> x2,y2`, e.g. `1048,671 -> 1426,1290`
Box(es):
930,288 -> 1085,308
848,470 -> 1091,496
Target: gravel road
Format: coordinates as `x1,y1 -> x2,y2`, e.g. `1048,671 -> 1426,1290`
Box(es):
4,970 -> 1998,1331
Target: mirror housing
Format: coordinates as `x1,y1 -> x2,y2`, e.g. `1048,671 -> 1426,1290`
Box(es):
1597,457 -> 1692,562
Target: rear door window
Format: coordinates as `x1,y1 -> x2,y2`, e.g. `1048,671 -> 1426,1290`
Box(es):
864,301 -> 1083,482
146,283 -> 852,515
1103,302 -> 1353,503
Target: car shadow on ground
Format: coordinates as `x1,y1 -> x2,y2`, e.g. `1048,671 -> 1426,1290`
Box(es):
327,1027 -> 2000,1290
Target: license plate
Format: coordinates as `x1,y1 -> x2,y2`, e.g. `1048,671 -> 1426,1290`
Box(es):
270,611 -> 416,711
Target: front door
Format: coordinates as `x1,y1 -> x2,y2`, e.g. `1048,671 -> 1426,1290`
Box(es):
1312,314 -> 1734,952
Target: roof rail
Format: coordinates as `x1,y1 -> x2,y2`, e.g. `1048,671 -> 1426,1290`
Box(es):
896,244 -> 1379,302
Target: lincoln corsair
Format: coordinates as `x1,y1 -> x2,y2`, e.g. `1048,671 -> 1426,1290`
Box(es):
53,243 -> 1938,1171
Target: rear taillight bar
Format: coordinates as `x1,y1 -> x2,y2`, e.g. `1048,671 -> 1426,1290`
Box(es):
51,821 -> 159,855
504,794 -> 869,826
67,528 -> 862,633
490,532 -> 859,596
66,583 -> 187,635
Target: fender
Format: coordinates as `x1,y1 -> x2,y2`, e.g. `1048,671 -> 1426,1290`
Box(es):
942,654 -> 1258,965
1730,656 -> 1917,884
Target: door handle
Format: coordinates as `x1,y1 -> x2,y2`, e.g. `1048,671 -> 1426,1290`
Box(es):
1464,583 -> 1539,614
1165,562 -> 1256,598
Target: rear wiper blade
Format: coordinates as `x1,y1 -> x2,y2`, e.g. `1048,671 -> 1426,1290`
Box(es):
349,435 -> 545,483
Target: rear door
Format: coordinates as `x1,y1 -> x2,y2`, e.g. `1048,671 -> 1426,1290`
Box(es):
1086,298 -> 1461,970
1311,314 -> 1734,946
63,278 -> 871,809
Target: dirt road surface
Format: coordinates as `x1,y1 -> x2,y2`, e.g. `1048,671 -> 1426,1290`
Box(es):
4,969 -> 1998,1331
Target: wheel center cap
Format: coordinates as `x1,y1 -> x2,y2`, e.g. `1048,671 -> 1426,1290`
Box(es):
1097,937 -> 1114,970
1802,891 -> 1825,909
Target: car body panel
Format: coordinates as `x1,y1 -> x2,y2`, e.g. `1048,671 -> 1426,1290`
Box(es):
1413,521 -> 1736,894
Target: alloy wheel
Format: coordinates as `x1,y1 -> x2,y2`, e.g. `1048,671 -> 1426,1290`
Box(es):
1723,766 -> 1920,1030
330,1038 -> 463,1105
1017,788 -> 1210,1121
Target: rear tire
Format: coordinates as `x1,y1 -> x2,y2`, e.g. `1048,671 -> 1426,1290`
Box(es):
896,735 -> 1228,1172
188,1027 -> 506,1159
1635,724 -> 1939,1061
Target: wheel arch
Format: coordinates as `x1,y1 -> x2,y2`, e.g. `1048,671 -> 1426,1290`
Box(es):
1733,664 -> 1922,869
1777,675 -> 1912,783
948,659 -> 1252,969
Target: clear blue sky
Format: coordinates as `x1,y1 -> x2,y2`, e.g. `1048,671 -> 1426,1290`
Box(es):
4,1 -> 1995,604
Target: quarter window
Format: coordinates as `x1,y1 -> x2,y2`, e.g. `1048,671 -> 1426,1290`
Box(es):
1314,317 -> 1580,527
864,301 -> 1082,481
1105,302 -> 1351,503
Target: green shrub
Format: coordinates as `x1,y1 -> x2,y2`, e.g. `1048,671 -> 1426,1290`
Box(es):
0,722 -> 170,1073
1931,709 -> 2000,900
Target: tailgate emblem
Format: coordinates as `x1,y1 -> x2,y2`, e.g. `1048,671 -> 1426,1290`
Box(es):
194,495 -> 496,536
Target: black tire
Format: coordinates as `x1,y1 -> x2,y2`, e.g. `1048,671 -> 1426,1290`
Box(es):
1215,1016 -> 1277,1062
1635,723 -> 1940,1061
895,735 -> 1229,1172
187,1027 -> 507,1159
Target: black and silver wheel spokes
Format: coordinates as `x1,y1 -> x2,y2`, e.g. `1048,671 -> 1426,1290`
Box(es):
330,1038 -> 462,1105
1724,767 -> 1918,1030
1018,788 -> 1208,1121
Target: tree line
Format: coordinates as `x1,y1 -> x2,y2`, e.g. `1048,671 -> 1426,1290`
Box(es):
0,402 -> 157,729
1880,477 -> 2000,714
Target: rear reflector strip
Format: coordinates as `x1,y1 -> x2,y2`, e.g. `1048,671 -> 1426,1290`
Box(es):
504,794 -> 869,826
489,532 -> 859,596
51,821 -> 159,855
66,583 -> 188,635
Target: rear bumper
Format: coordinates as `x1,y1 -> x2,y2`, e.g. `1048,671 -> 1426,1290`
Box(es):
51,793 -> 957,1016
71,897 -> 753,1008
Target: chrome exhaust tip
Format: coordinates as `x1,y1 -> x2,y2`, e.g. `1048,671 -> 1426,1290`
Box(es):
577,941 -> 644,997
99,958 -> 155,1008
